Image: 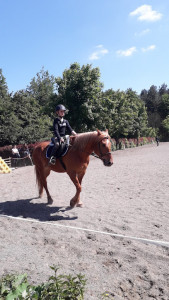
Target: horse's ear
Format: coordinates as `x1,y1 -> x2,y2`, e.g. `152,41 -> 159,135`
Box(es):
105,129 -> 108,133
97,129 -> 102,136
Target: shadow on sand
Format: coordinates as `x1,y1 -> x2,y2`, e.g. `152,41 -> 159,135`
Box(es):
0,197 -> 77,222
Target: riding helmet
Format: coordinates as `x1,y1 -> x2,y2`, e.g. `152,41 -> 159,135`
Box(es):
55,104 -> 66,111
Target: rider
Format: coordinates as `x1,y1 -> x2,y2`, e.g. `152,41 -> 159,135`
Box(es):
49,104 -> 76,165
155,136 -> 159,146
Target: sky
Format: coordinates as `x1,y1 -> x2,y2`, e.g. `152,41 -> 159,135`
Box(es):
0,0 -> 169,95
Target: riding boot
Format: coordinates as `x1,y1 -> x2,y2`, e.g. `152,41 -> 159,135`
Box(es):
49,143 -> 59,165
49,150 -> 56,165
56,142 -> 64,158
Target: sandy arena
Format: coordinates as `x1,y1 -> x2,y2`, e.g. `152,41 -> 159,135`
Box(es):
0,142 -> 169,299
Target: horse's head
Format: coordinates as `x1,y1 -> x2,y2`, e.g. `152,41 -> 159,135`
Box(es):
94,130 -> 113,167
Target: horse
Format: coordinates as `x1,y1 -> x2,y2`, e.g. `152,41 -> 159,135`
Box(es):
32,129 -> 113,208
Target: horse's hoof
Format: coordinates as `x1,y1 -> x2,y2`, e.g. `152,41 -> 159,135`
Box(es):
47,197 -> 53,205
76,203 -> 83,208
70,199 -> 76,208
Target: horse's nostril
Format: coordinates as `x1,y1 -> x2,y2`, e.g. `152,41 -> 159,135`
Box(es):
104,160 -> 113,166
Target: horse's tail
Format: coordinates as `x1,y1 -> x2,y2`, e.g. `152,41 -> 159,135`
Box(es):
32,146 -> 44,197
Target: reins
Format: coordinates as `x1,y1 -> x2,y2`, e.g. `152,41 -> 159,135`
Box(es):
70,133 -> 111,161
95,136 -> 111,160
83,135 -> 111,160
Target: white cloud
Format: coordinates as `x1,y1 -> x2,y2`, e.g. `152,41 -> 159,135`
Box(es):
89,45 -> 109,60
116,47 -> 137,57
96,44 -> 103,48
130,5 -> 162,22
89,52 -> 99,60
141,45 -> 156,52
135,28 -> 150,37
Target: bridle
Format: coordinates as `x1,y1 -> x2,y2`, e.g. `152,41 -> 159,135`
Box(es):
71,133 -> 112,160
94,136 -> 112,160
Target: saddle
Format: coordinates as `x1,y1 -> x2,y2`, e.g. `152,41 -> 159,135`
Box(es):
46,135 -> 76,159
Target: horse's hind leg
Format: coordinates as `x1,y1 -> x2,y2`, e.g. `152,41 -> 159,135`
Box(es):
42,167 -> 53,205
35,165 -> 44,198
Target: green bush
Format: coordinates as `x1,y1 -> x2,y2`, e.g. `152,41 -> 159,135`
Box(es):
0,266 -> 86,299
124,139 -> 129,149
111,139 -> 116,151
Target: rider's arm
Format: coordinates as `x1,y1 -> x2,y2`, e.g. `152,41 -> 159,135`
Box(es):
65,120 -> 76,135
53,119 -> 61,141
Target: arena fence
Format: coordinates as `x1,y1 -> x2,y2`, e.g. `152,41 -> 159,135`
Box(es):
5,155 -> 34,168
4,158 -> 12,168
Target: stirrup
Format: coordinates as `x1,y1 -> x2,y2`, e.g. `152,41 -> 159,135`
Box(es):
49,156 -> 56,165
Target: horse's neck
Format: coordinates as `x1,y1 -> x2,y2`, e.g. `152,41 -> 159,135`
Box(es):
73,132 -> 98,153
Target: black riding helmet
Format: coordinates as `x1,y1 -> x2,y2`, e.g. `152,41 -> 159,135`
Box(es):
55,104 -> 66,112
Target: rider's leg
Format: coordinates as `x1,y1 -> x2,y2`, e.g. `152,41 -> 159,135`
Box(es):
49,139 -> 60,164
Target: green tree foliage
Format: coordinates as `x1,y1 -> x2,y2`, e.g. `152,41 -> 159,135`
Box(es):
27,67 -> 56,107
11,90 -> 52,144
101,88 -> 149,139
160,93 -> 169,118
0,69 -> 17,145
0,68 -> 9,98
55,63 -> 103,132
142,85 -> 162,129
161,115 -> 169,140
140,84 -> 169,139
1,65 -> 168,146
0,68 -> 53,146
160,94 -> 169,140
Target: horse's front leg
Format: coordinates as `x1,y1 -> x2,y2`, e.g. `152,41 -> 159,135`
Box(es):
68,171 -> 85,208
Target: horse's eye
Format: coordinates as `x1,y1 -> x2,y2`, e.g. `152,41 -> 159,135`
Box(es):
102,144 -> 106,147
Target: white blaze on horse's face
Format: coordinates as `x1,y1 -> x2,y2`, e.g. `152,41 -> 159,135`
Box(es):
95,131 -> 113,166
102,137 -> 113,166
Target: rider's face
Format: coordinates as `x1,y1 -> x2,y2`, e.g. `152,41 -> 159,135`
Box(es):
57,110 -> 65,117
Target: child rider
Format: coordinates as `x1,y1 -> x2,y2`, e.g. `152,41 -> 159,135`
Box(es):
49,104 -> 76,165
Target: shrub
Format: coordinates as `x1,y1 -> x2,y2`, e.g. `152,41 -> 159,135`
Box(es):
111,138 -> 116,151
124,138 -> 129,148
0,266 -> 86,299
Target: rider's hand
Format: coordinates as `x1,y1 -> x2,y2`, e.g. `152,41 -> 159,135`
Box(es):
60,137 -> 64,143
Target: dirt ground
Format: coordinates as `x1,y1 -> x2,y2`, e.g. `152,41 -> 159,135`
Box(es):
0,142 -> 169,300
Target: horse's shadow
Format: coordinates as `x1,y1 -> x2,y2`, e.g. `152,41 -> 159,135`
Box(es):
0,197 -> 77,222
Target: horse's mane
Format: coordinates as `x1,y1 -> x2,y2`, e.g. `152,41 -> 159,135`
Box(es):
71,130 -> 108,152
71,131 -> 98,152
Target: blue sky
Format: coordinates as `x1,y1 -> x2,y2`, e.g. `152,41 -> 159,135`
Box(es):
0,0 -> 169,95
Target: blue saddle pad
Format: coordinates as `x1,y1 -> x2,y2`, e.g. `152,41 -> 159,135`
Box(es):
46,142 -> 69,159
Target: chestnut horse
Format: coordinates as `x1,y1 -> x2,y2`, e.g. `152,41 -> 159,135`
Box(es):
32,129 -> 113,208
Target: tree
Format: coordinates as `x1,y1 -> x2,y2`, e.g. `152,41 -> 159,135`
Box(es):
55,63 -> 103,132
10,90 -> 52,143
0,69 -> 15,146
140,84 -> 169,139
0,68 -> 9,98
159,93 -> 169,119
27,67 -> 56,107
101,89 -> 149,139
161,115 -> 169,140
159,83 -> 169,97
140,85 -> 161,130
